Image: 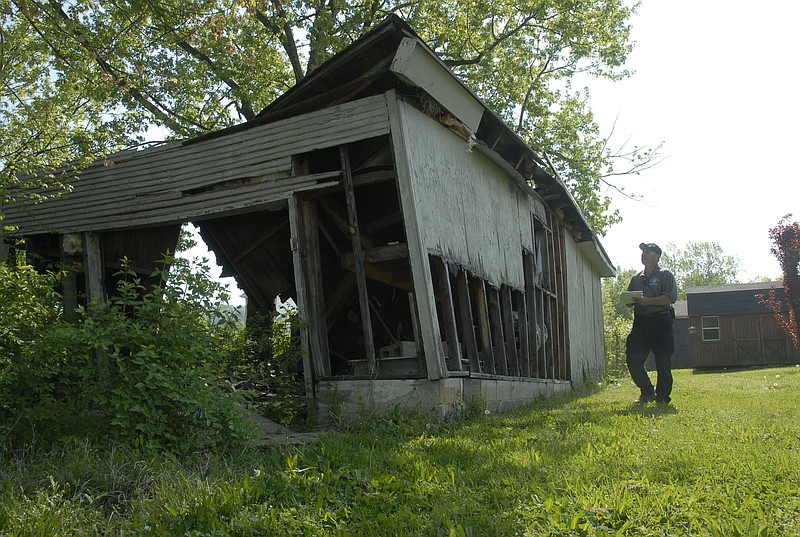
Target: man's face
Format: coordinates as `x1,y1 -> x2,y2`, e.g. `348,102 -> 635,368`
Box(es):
641,248 -> 660,264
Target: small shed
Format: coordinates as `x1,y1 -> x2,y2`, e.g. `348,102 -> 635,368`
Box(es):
687,282 -> 800,369
2,16 -> 615,416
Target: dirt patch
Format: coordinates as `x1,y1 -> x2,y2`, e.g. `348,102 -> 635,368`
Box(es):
249,412 -> 326,445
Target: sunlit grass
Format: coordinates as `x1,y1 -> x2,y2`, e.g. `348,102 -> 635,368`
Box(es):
2,366 -> 799,535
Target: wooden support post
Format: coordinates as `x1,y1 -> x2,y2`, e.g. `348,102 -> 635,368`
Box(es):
340,145 -> 377,375
472,277 -> 494,374
488,286 -> 507,376
553,221 -> 569,379
547,293 -> 555,379
548,218 -> 564,379
82,232 -> 106,304
431,256 -> 462,371
523,249 -> 538,377
548,222 -> 560,378
515,289 -> 530,378
501,285 -> 519,376
82,232 -> 108,385
538,288 -> 549,378
408,292 -> 426,372
288,196 -> 316,403
2,237 -> 22,267
301,199 -> 331,377
455,270 -> 480,372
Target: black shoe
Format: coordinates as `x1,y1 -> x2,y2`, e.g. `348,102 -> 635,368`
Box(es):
655,397 -> 671,405
633,394 -> 656,404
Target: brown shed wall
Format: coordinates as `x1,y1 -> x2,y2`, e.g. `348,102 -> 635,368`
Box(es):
690,313 -> 800,368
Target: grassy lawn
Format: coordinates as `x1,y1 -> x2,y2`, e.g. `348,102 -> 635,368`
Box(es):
2,366 -> 799,536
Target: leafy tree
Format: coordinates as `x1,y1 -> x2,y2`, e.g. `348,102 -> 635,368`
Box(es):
757,215 -> 799,348
660,241 -> 740,300
0,1 -> 133,208
602,267 -> 636,377
1,0 -> 658,233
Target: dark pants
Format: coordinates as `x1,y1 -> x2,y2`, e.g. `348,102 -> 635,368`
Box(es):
626,313 -> 674,402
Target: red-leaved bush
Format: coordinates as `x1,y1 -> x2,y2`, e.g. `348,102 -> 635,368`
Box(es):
757,215 -> 800,348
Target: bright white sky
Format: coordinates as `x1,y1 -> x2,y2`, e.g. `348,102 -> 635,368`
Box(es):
587,0 -> 799,280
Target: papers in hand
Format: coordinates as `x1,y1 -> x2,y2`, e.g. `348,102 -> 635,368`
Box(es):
620,290 -> 643,305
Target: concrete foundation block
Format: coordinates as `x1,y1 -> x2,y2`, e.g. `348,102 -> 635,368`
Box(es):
314,376 -> 575,421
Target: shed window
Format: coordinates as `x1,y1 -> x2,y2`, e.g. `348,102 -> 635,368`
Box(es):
701,316 -> 720,341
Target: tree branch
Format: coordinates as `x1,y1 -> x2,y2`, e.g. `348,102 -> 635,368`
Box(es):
40,0 -> 210,136
443,12 -> 557,69
174,39 -> 255,120
517,57 -> 552,129
253,3 -> 304,83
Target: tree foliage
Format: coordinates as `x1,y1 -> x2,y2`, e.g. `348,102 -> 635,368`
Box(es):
660,241 -> 741,300
1,0 -> 656,233
601,267 -> 636,376
757,215 -> 800,348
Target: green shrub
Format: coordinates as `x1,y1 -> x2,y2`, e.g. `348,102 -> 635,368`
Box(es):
0,263 -> 68,441
0,256 -> 257,451
604,314 -> 631,378
601,268 -> 635,379
77,256 -> 255,449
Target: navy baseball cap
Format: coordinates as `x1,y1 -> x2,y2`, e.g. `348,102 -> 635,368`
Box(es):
639,242 -> 662,256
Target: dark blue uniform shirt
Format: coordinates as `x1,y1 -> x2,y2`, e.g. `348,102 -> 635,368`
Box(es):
627,265 -> 678,317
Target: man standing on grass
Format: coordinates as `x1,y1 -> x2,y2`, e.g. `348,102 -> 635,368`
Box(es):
625,242 -> 678,404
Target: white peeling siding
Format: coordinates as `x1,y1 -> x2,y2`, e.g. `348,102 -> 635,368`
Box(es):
565,236 -> 606,385
396,101 -> 528,289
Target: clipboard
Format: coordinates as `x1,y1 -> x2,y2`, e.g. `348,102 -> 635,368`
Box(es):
620,290 -> 643,305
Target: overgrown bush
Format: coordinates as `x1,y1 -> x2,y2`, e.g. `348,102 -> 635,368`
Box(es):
0,263 -> 67,439
230,308 -> 308,427
0,256 -> 257,451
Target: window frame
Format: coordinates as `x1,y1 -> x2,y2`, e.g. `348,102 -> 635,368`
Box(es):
701,316 -> 720,341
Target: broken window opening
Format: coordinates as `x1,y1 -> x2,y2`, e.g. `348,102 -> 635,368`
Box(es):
427,209 -> 569,381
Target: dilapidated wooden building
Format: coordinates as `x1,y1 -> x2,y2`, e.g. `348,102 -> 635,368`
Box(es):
2,16 -> 615,415
687,283 -> 800,369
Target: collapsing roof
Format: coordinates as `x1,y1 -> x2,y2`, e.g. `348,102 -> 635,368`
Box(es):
6,14 -> 611,272
196,15 -> 609,253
